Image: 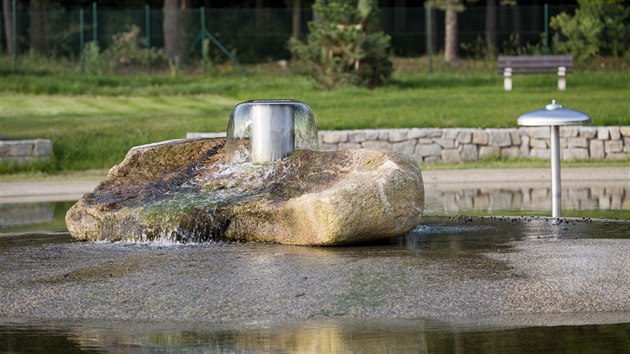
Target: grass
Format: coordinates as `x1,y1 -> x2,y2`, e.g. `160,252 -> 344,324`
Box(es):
1,57 -> 629,172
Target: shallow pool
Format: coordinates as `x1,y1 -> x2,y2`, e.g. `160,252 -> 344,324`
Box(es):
2,216 -> 630,352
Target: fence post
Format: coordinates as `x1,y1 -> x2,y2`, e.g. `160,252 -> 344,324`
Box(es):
80,8 -> 85,73
146,4 -> 151,75
12,0 -> 16,68
424,2 -> 432,73
92,2 -> 97,44
544,3 -> 549,54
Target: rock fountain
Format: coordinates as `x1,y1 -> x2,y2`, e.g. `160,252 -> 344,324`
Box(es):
66,100 -> 424,245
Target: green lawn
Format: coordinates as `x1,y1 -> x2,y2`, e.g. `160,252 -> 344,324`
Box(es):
1,60 -> 629,172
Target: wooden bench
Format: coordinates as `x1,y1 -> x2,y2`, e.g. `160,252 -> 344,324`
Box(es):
497,55 -> 573,91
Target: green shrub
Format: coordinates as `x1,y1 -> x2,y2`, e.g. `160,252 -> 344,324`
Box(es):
501,33 -> 546,56
82,25 -> 164,74
103,25 -> 164,73
551,0 -> 630,61
289,0 -> 392,88
82,41 -> 103,74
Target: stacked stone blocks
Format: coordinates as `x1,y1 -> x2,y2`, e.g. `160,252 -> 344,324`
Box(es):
0,139 -> 53,164
318,126 -> 630,163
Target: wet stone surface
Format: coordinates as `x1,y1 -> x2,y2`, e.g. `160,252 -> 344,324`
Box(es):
65,138 -> 424,245
2,216 -> 630,327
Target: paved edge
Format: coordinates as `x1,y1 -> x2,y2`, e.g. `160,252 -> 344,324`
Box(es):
422,166 -> 630,184
0,180 -> 102,203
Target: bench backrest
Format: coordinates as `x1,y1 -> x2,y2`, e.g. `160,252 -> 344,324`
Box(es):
497,55 -> 573,73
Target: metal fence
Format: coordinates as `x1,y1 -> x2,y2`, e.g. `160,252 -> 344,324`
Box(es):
0,3 -> 577,70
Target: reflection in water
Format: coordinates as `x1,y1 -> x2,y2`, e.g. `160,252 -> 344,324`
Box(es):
0,203 -> 53,228
1,182 -> 628,234
425,182 -> 629,215
0,201 -> 74,233
2,318 -> 630,353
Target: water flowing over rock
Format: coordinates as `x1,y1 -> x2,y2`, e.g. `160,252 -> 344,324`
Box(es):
66,138 -> 424,245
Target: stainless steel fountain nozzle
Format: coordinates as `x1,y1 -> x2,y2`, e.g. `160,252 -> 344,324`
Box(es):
226,99 -> 319,164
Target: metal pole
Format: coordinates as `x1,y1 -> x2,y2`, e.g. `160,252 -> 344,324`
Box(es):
145,4 -> 151,75
425,2 -> 432,73
92,2 -> 97,44
544,3 -> 549,54
12,0 -> 16,67
550,125 -> 561,218
80,8 -> 85,73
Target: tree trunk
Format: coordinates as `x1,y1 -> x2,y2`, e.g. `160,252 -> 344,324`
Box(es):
291,0 -> 302,40
30,0 -> 47,54
3,0 -> 13,56
444,0 -> 458,63
485,0 -> 497,56
163,0 -> 180,62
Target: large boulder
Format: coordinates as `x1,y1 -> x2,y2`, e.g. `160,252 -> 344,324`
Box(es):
66,138 -> 424,246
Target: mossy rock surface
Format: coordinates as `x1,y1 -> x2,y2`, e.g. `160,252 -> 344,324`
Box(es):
66,138 -> 424,245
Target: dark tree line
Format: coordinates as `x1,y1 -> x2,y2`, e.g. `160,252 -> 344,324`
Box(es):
1,0 -> 312,60
3,0 -> 596,63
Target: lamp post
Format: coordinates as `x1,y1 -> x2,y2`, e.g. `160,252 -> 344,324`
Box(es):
518,100 -> 591,218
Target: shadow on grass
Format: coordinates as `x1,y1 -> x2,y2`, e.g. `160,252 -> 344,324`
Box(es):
0,68 -> 53,77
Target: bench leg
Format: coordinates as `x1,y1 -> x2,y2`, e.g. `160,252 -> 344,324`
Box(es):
503,68 -> 512,91
557,66 -> 566,90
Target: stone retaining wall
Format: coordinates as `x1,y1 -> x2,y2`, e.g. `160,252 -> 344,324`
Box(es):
189,126 -> 630,163
0,139 -> 53,164
317,126 -> 630,163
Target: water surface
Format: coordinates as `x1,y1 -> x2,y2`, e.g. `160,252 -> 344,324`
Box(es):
2,178 -> 630,353
2,217 -> 630,353
2,317 -> 630,353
